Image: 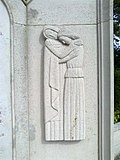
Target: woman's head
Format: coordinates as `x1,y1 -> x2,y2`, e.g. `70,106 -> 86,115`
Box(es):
58,29 -> 80,45
58,29 -> 79,40
43,26 -> 60,40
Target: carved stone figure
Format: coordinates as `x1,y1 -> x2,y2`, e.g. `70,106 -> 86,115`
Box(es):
43,26 -> 85,141
43,26 -> 65,141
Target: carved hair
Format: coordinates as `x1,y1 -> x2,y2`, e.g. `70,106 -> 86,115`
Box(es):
43,25 -> 60,39
58,29 -> 80,40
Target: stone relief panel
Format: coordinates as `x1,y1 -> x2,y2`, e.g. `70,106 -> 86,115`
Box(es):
0,1 -> 12,159
43,26 -> 85,141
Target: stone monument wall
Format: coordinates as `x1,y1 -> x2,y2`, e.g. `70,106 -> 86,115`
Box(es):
27,0 -> 98,160
0,0 -> 113,160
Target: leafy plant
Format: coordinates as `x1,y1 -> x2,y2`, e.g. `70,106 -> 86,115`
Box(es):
114,0 -> 120,123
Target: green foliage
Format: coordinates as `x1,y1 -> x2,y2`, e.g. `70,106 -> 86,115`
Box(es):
114,111 -> 120,123
114,0 -> 120,36
114,69 -> 120,123
114,0 -> 120,123
114,0 -> 120,16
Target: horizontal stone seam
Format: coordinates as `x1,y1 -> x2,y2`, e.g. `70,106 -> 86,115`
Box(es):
26,23 -> 97,26
14,20 -> 112,26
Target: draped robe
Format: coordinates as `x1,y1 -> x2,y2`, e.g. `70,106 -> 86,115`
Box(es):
44,39 -> 66,141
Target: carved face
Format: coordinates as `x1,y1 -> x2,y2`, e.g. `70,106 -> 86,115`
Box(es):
58,36 -> 72,45
44,29 -> 58,40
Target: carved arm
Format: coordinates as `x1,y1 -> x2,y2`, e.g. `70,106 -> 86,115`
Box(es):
45,39 -> 74,59
59,48 -> 80,63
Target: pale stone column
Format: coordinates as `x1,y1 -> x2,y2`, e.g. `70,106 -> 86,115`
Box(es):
0,1 -> 29,160
0,1 -> 12,159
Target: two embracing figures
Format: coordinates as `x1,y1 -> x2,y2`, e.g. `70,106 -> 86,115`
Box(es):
43,26 -> 85,141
